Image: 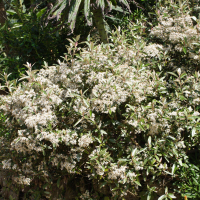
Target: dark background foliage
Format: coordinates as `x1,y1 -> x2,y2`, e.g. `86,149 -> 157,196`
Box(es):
0,0 -> 157,81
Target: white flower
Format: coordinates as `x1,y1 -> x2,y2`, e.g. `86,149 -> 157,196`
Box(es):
13,176 -> 31,185
80,190 -> 90,199
169,111 -> 177,116
143,44 -> 163,57
177,141 -> 186,148
78,134 -> 93,148
160,18 -> 174,27
108,165 -> 127,181
177,68 -> 181,76
2,159 -> 12,169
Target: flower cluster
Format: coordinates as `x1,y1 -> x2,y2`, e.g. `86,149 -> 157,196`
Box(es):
13,176 -> 31,185
149,2 -> 200,72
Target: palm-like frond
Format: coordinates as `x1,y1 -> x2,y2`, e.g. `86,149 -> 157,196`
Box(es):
68,0 -> 82,30
118,0 -> 131,12
98,0 -> 105,14
105,0 -> 113,12
55,0 -> 67,21
84,0 -> 92,26
38,0 -> 137,42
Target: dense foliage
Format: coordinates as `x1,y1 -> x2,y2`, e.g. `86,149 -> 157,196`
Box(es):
0,0 -> 200,200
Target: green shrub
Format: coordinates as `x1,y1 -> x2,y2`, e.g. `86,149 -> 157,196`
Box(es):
0,1 -> 200,200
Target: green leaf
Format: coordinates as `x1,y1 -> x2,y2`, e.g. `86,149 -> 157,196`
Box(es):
148,136 -> 151,148
147,194 -> 151,200
192,127 -> 196,137
183,47 -> 187,54
168,193 -> 176,199
167,135 -> 176,140
191,42 -> 200,46
118,159 -> 128,165
172,148 -> 178,158
76,35 -> 80,42
158,194 -> 166,200
179,95 -> 186,101
89,110 -> 92,117
110,0 -> 117,6
134,180 -> 141,186
178,159 -> 182,166
93,90 -> 98,97
36,8 -> 47,18
90,155 -> 98,160
83,98 -> 90,107
139,124 -> 145,131
122,177 -> 127,184
182,163 -> 188,168
192,177 -> 199,185
168,72 -> 178,77
126,104 -> 135,111
171,164 -> 176,175
57,177 -> 61,188
74,118 -> 83,127
100,130 -> 107,135
7,9 -> 17,15
44,191 -> 51,194
180,73 -> 187,79
131,148 -> 137,157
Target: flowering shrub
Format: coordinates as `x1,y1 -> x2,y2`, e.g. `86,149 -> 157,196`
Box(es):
144,0 -> 200,74
0,1 -> 200,199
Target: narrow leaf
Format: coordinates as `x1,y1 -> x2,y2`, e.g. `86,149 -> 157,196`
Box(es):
168,72 -> 178,77
158,194 -> 166,200
183,47 -> 187,54
171,164 -> 176,175
168,193 -> 176,199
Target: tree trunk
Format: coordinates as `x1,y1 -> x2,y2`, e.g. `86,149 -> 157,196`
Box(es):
92,7 -> 108,44
0,0 -> 6,26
